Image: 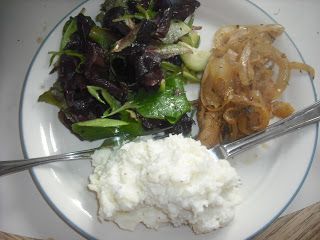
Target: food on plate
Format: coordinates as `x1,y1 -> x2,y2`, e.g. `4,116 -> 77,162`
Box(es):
88,134 -> 241,234
197,24 -> 315,147
38,0 -> 210,142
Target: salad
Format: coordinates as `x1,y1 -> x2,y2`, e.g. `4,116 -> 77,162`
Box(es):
38,0 -> 210,142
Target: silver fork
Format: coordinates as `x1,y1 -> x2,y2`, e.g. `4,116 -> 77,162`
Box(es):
210,100 -> 320,160
1,101 -> 320,176
0,128 -> 171,176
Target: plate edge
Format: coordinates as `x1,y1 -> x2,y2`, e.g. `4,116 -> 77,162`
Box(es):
18,0 -> 97,239
18,1 -> 319,240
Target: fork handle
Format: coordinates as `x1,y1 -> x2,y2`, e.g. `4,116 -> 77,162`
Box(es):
222,101 -> 320,158
0,149 -> 94,176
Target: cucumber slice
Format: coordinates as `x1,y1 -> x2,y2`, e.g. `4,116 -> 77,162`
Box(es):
182,69 -> 200,82
180,31 -> 200,48
179,42 -> 210,72
161,20 -> 191,44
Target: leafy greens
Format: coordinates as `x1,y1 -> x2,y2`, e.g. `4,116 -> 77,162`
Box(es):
38,0 -> 203,142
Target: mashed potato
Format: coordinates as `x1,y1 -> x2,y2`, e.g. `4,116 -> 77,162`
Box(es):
88,134 -> 241,234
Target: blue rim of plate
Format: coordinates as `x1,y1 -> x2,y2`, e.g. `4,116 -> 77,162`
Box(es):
19,1 -> 318,239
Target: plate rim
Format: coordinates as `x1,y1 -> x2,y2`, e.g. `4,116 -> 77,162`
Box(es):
18,0 -> 319,239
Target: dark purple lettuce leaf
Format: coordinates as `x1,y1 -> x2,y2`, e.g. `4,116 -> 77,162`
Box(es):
76,13 -> 95,43
102,7 -> 131,36
167,55 -> 182,66
139,115 -> 169,129
127,0 -> 151,14
154,0 -> 200,21
59,71 -> 108,125
155,8 -> 173,38
171,0 -> 200,21
58,54 -> 78,85
50,12 -> 131,137
134,51 -> 163,88
84,42 -> 108,75
141,65 -> 163,88
111,47 -> 164,90
82,42 -> 128,102
112,24 -> 141,52
112,20 -> 156,53
64,13 -> 95,52
88,77 -> 128,102
134,51 -> 161,79
153,0 -> 172,11
58,110 -> 75,130
64,32 -> 84,52
168,114 -> 194,135
110,53 -> 137,86
139,113 -> 193,135
135,20 -> 157,44
68,92 -> 96,115
64,73 -> 87,93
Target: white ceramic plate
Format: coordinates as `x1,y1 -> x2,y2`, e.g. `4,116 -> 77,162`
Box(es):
20,0 -> 318,239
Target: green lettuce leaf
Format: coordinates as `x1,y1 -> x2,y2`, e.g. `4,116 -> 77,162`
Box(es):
38,81 -> 66,109
61,17 -> 77,50
134,74 -> 191,124
72,117 -> 142,141
89,26 -> 117,50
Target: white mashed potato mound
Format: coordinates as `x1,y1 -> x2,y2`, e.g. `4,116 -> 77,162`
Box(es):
88,134 -> 241,234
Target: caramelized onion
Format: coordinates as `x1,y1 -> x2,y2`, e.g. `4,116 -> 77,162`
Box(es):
290,61 -> 315,79
197,24 -> 315,148
272,101 -> 294,118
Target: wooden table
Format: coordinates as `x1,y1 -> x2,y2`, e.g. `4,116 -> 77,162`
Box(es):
1,202 -> 319,240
